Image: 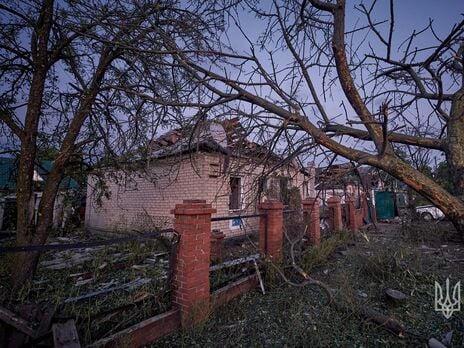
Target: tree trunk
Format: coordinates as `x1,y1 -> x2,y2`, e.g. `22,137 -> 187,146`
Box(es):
12,69 -> 48,289
232,87 -> 464,237
11,0 -> 55,289
376,155 -> 464,237
446,87 -> 464,196
13,170 -> 64,289
11,41 -> 115,288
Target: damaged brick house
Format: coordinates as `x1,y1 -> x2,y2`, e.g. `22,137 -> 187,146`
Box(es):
316,162 -> 385,226
316,163 -> 367,204
85,119 -> 315,237
316,163 -> 387,201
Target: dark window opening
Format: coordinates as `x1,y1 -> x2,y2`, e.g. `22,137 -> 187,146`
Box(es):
257,176 -> 268,200
303,181 -> 309,198
229,177 -> 241,210
279,177 -> 291,205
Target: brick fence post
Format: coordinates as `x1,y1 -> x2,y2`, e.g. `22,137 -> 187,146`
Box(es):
211,229 -> 225,262
259,199 -> 284,260
361,193 -> 369,222
327,196 -> 342,231
303,198 -> 320,246
345,195 -> 358,231
171,199 -> 216,327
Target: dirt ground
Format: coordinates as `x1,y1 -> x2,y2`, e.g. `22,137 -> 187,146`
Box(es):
154,221 -> 464,347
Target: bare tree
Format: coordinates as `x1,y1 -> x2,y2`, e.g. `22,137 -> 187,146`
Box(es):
157,0 -> 464,236
0,0 -> 224,287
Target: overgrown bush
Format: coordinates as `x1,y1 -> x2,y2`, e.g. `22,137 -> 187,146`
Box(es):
302,230 -> 351,272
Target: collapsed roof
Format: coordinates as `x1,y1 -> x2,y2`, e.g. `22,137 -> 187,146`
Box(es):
148,118 -> 284,162
316,163 -> 382,191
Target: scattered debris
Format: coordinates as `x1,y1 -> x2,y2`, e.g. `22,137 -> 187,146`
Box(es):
52,320 -> 81,348
40,254 -> 94,270
209,254 -> 260,272
64,278 -> 151,303
75,278 -> 92,287
357,290 -> 368,299
56,237 -> 74,243
385,288 -> 408,305
34,305 -> 55,339
98,279 -> 119,289
0,304 -> 36,338
381,217 -> 402,224
441,331 -> 453,346
94,292 -> 154,325
0,230 -> 175,347
360,306 -> 406,337
445,258 -> 464,263
253,259 -> 265,295
428,337 -> 447,348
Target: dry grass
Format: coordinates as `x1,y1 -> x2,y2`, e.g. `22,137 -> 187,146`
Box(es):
153,223 -> 464,347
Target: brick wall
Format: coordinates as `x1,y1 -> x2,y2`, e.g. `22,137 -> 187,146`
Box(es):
86,153 -> 209,234
89,197 -> 296,346
85,151 -> 313,237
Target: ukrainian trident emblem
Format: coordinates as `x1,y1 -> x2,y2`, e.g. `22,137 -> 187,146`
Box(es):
435,278 -> 461,319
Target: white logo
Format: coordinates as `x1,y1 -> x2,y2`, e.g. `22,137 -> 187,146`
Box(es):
435,278 -> 461,319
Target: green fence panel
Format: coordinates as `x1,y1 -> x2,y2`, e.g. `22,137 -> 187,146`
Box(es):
375,191 -> 395,219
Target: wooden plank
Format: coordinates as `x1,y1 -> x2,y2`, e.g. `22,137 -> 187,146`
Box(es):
89,309 -> 180,348
35,305 -> 55,338
94,292 -> 154,325
0,305 -> 36,338
253,259 -> 265,295
63,278 -> 151,304
210,254 -> 260,272
52,320 -> 81,348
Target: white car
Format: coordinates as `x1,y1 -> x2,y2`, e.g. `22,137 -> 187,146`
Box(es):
416,205 -> 445,221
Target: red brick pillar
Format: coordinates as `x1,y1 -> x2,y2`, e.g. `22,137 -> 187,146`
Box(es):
211,229 -> 225,262
171,200 -> 216,327
259,199 -> 284,260
345,195 -> 358,231
303,198 -> 320,246
327,196 -> 342,231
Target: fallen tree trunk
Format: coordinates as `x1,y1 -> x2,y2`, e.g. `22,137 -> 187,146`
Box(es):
328,295 -> 406,336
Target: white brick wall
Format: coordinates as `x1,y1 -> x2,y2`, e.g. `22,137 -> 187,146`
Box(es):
85,152 -> 314,237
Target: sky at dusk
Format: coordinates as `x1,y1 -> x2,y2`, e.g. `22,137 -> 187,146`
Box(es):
345,1 -> 463,48
1,1 -> 463,166
218,0 -> 463,166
